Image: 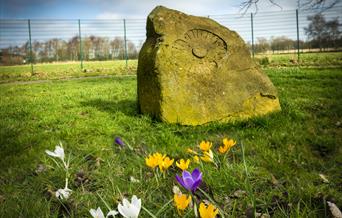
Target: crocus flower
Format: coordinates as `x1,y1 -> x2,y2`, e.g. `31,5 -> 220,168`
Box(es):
199,202 -> 219,218
176,159 -> 190,171
172,185 -> 182,195
114,137 -> 125,147
145,154 -> 159,169
201,149 -> 214,163
118,195 -> 141,218
90,207 -> 105,218
187,148 -> 197,154
55,187 -> 72,200
176,168 -> 202,192
90,207 -> 118,218
159,156 -> 174,172
46,145 -> 65,162
153,152 -> 166,164
174,193 -> 192,212
106,210 -> 119,217
218,138 -> 236,154
193,155 -> 200,164
199,141 -> 212,151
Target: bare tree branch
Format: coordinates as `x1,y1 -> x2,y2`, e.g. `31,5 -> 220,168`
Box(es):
239,0 -> 340,14
239,0 -> 260,15
300,0 -> 341,11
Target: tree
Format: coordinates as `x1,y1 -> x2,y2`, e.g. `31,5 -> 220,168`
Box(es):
110,37 -> 125,59
304,13 -> 326,50
240,0 -> 339,14
255,37 -> 270,53
304,13 -> 341,50
325,18 -> 341,48
270,36 -> 295,52
67,36 -> 80,61
127,40 -> 138,59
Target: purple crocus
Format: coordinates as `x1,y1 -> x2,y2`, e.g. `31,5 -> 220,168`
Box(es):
114,137 -> 125,147
176,168 -> 202,192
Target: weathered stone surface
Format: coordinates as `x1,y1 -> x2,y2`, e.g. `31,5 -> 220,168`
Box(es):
137,6 -> 281,125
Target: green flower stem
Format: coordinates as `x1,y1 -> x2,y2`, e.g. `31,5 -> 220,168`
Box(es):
154,169 -> 160,186
142,205 -> 157,218
193,195 -> 198,217
97,192 -> 112,212
155,198 -> 173,217
241,142 -> 256,215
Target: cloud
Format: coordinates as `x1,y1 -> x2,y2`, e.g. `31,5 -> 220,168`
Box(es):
96,12 -> 124,19
93,0 -> 242,19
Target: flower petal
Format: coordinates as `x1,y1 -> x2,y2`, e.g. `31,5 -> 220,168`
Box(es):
96,207 -> 105,218
55,146 -> 65,159
122,198 -> 130,208
191,178 -> 202,192
118,203 -> 128,218
183,177 -> 194,191
45,150 -> 58,157
115,137 -> 125,147
176,174 -> 186,189
106,210 -> 118,217
191,168 -> 202,181
131,195 -> 141,211
89,208 -> 97,217
182,170 -> 192,180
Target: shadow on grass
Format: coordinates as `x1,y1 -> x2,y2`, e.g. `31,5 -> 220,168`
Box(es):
81,99 -> 138,117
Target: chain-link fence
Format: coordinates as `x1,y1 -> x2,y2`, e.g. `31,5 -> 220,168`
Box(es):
1,6 -> 341,71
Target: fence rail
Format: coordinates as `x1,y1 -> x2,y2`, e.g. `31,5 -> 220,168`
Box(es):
1,6 -> 341,72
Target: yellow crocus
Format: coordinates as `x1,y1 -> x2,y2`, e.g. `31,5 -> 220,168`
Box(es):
159,156 -> 174,172
176,159 -> 190,171
174,193 -> 192,211
187,148 -> 197,154
199,141 -> 212,151
199,202 -> 219,218
201,149 -> 214,163
145,154 -> 159,169
193,155 -> 200,164
153,152 -> 166,164
218,138 -> 237,154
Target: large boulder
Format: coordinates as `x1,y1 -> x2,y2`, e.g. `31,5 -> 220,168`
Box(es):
137,6 -> 281,125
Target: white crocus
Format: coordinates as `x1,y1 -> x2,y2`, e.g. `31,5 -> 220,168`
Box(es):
90,207 -> 118,218
118,195 -> 141,218
106,210 -> 119,217
46,145 -> 65,162
90,207 -> 105,218
55,187 -> 72,200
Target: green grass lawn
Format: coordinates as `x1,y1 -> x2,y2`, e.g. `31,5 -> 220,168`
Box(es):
0,52 -> 341,84
0,67 -> 341,217
0,60 -> 137,83
255,52 -> 342,67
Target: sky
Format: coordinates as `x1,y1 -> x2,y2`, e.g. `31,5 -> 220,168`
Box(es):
0,0 -> 313,19
1,0 -> 341,49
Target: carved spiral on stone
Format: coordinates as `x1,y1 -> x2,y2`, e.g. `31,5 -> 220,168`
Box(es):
172,29 -> 227,75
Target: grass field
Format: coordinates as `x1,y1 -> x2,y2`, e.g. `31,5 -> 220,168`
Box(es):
0,67 -> 341,217
0,60 -> 137,83
0,52 -> 341,83
255,52 -> 342,67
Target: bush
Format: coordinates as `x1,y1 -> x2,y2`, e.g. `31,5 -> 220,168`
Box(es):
257,57 -> 270,66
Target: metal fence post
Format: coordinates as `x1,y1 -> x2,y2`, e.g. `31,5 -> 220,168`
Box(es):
123,19 -> 128,68
27,19 -> 34,74
78,19 -> 83,69
296,9 -> 300,63
250,13 -> 255,58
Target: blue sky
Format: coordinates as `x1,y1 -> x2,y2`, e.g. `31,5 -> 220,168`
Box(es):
1,0 -> 341,49
0,0 -> 307,19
